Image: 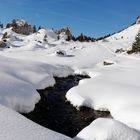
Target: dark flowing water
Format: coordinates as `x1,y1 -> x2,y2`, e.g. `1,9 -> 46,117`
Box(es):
22,75 -> 111,137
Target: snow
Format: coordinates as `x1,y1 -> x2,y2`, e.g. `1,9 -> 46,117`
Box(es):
0,22 -> 139,139
0,42 -> 114,70
105,24 -> 140,52
16,19 -> 26,26
0,55 -> 73,113
59,31 -> 68,41
64,24 -> 140,134
66,54 -> 140,130
75,118 -> 140,140
0,104 -> 72,140
33,29 -> 58,43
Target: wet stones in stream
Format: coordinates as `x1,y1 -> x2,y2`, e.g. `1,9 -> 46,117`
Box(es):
22,75 -> 111,137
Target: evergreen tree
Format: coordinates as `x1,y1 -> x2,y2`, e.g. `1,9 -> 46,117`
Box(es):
76,33 -> 85,42
38,26 -> 42,30
11,19 -> 17,27
131,34 -> 140,52
91,37 -> 96,42
33,25 -> 37,33
72,35 -> 76,41
75,33 -> 96,42
12,19 -> 16,24
6,23 -> 10,28
44,34 -> 47,42
57,35 -> 60,40
2,32 -> 8,39
0,22 -> 3,28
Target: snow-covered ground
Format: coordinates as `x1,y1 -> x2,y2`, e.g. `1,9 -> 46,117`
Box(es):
0,104 -> 72,140
0,55 -> 73,113
0,23 -> 140,139
75,118 -> 140,140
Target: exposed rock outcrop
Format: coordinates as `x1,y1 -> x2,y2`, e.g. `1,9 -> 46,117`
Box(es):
6,19 -> 34,35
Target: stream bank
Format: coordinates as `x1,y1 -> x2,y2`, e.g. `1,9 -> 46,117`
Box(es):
22,75 -> 111,137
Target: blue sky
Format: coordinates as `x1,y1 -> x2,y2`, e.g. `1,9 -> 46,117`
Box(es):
0,0 -> 139,37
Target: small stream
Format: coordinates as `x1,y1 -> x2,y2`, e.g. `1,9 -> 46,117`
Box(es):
22,75 -> 110,137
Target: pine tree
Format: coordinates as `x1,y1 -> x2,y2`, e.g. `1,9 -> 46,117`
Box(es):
0,24 -> 3,28
6,23 -> 10,28
132,34 -> 140,52
72,36 -> 76,41
2,32 -> 8,39
12,19 -> 16,24
38,26 -> 42,30
33,25 -> 37,33
0,22 -> 3,28
11,19 -> 17,27
77,33 -> 85,42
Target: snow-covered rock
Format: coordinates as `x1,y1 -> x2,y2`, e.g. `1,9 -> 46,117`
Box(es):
16,19 -> 26,26
55,50 -> 67,56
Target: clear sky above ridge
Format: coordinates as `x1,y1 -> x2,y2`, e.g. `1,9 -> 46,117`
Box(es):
0,0 -> 140,37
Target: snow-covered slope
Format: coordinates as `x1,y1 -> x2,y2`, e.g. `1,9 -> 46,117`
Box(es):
103,24 -> 140,52
0,104 -> 72,140
0,27 -> 62,50
0,22 -> 140,139
28,29 -> 58,44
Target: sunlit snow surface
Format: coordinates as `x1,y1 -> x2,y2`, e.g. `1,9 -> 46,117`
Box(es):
0,104 -> 72,140
75,118 -> 140,140
0,24 -> 140,139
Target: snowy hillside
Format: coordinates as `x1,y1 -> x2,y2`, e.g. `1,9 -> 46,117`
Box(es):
103,24 -> 140,52
0,26 -> 68,50
0,20 -> 140,140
